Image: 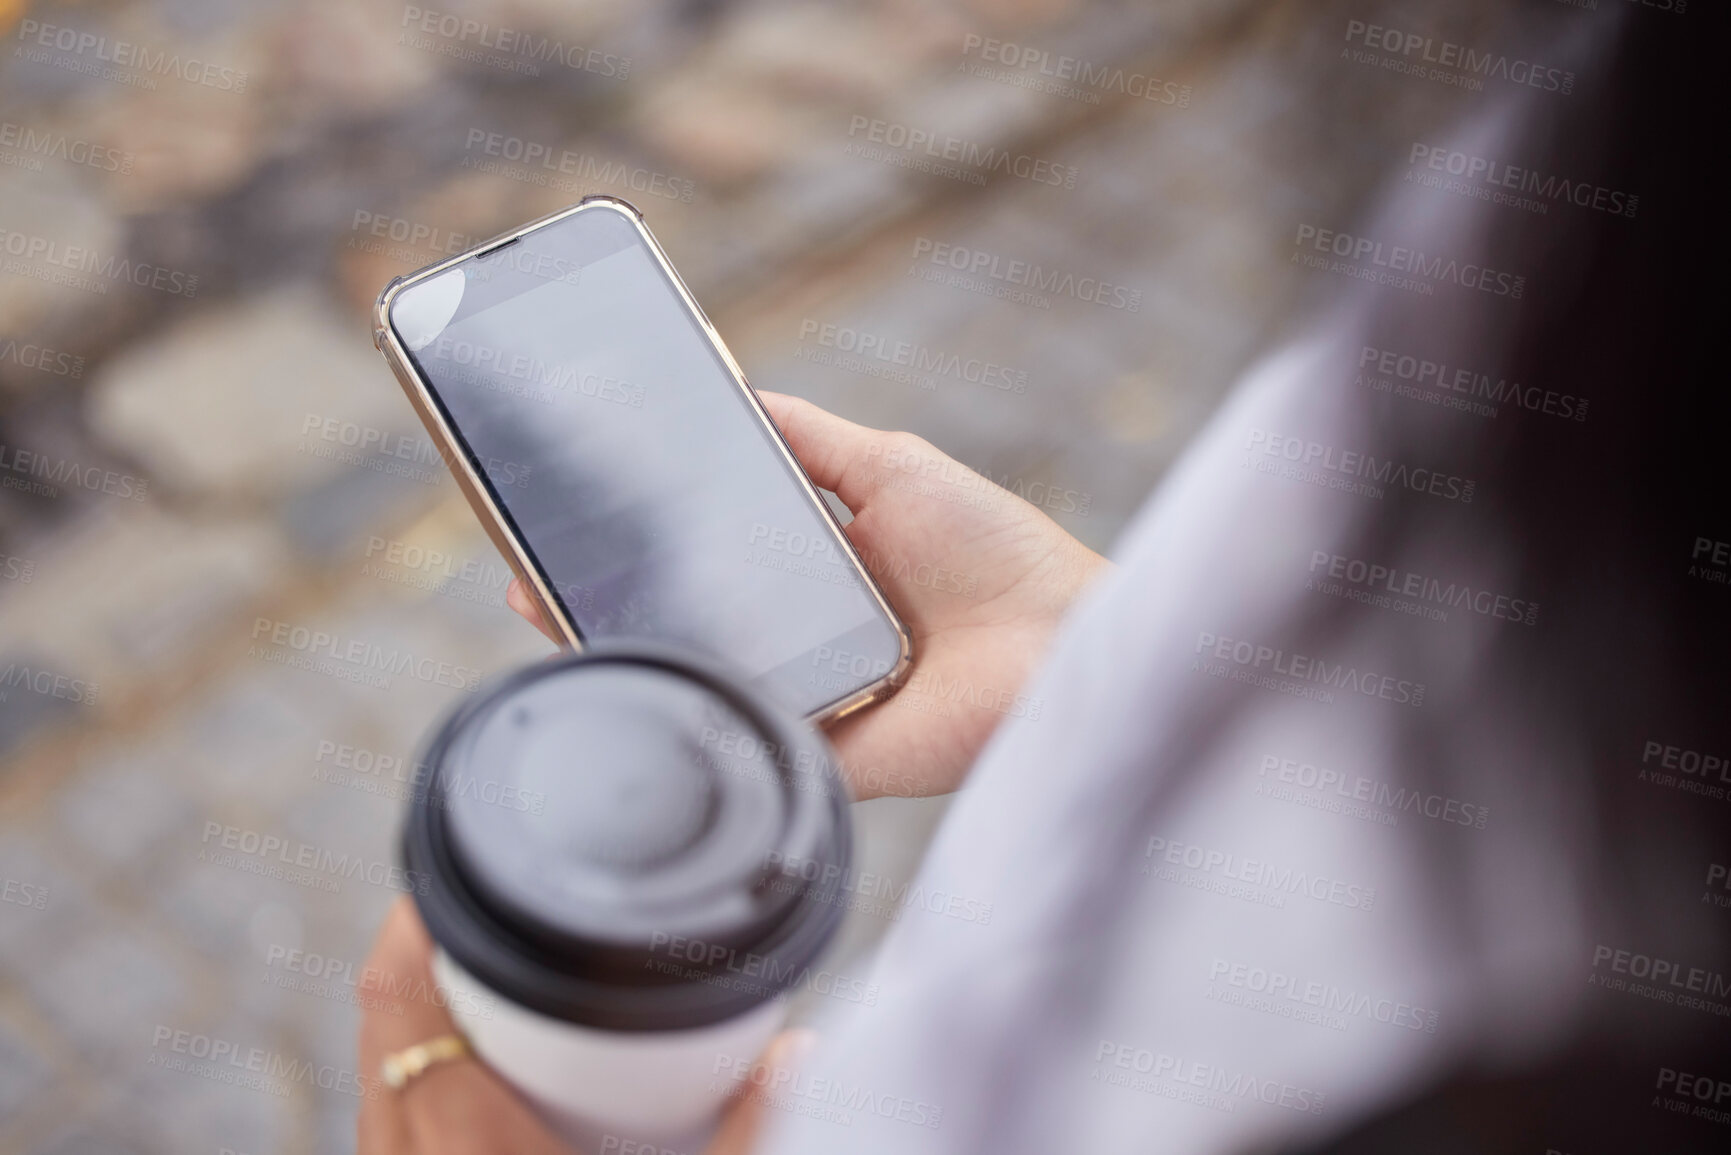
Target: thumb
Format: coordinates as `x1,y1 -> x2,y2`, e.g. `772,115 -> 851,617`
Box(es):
755,391 -> 900,513
703,1028 -> 818,1155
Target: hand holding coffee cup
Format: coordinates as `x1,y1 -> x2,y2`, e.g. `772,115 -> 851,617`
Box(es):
356,895 -> 818,1155
389,644 -> 853,1152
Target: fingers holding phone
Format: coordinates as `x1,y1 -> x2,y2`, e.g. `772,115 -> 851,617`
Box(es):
510,392 -> 1108,799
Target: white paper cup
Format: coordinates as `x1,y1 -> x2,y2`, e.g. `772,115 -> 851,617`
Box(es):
402,645 -> 851,1147
436,950 -> 786,1150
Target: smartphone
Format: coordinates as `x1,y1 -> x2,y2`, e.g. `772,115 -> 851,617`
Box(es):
372,196 -> 911,721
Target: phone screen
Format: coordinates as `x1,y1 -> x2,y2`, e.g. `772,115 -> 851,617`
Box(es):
388,202 -> 904,717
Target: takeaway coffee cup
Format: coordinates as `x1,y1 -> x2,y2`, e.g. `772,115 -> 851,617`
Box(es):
402,643 -> 852,1151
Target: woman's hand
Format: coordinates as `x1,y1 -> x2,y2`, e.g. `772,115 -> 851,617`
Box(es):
357,898 -> 801,1155
507,391 -> 1108,799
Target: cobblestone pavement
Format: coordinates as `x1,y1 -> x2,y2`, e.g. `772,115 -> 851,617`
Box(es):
0,0 -> 1514,1150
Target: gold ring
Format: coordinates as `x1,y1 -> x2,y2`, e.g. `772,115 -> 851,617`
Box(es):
380,1033 -> 471,1090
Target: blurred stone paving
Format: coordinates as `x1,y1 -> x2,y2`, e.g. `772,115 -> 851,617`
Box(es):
0,0 -> 1511,1150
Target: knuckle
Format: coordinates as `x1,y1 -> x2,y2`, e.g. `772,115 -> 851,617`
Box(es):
892,430 -> 929,456
877,431 -> 926,469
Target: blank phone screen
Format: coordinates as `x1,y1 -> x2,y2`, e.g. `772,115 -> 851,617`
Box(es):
389,203 -> 902,716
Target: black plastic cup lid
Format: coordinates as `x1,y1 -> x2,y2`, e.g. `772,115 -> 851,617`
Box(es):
403,642 -> 852,1032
